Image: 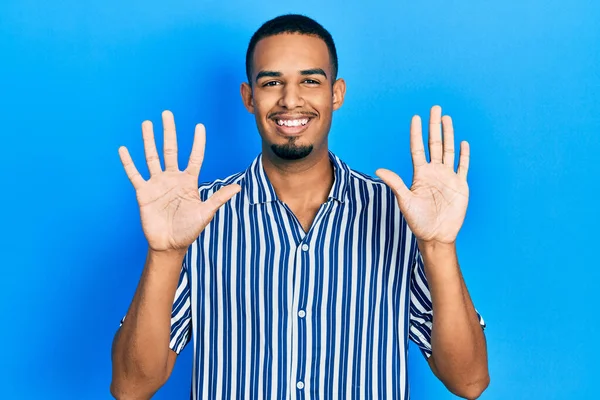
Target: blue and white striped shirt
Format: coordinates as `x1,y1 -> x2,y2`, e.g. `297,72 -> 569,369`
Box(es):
164,151 -> 485,399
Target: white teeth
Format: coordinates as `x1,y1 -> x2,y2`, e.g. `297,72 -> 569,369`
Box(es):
276,118 -> 309,127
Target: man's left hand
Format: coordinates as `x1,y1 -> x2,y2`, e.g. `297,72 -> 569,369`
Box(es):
376,105 -> 470,244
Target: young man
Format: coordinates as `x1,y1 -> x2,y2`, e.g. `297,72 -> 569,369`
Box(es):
111,14 -> 489,400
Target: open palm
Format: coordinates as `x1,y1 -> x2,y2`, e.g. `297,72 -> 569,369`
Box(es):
376,106 -> 470,244
119,111 -> 240,252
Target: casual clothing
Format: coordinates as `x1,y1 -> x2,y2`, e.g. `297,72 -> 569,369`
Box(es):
125,151 -> 485,400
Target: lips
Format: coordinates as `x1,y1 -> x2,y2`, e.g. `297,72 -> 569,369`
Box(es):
270,114 -> 315,137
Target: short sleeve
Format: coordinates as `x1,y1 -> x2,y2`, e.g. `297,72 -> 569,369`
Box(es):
168,256 -> 193,354
119,254 -> 193,355
408,249 -> 486,359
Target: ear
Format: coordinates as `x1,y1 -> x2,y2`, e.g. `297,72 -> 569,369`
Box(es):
240,82 -> 255,113
332,78 -> 346,111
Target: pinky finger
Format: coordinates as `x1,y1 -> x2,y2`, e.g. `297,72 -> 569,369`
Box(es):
457,141 -> 470,180
119,146 -> 145,190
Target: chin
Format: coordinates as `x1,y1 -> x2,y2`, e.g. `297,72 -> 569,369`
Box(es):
270,140 -> 314,160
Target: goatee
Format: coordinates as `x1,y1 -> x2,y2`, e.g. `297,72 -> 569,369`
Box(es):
271,140 -> 313,160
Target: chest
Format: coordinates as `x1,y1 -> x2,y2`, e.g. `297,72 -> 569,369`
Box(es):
192,198 -> 414,319
186,198 -> 417,398
290,205 -> 321,234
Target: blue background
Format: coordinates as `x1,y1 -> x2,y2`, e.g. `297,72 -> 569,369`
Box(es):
1,0 -> 598,399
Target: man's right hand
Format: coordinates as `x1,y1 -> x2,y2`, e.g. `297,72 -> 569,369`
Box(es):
118,110 -> 241,253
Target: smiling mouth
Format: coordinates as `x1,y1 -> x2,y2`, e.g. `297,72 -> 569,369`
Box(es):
271,116 -> 314,136
275,117 -> 310,127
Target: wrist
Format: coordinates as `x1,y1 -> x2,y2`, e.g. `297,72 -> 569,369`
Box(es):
147,247 -> 187,267
417,239 -> 456,256
416,239 -> 459,279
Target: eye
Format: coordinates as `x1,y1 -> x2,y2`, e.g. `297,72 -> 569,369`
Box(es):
263,81 -> 281,87
303,79 -> 320,85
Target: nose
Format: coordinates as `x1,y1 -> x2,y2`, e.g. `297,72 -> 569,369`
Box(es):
277,84 -> 305,109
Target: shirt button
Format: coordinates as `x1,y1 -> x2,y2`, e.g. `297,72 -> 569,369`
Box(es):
301,243 -> 309,251
298,310 -> 306,318
297,381 -> 305,390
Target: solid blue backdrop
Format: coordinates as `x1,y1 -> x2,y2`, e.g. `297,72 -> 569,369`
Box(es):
1,0 -> 598,398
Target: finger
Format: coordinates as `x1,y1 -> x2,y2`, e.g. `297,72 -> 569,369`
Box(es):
141,120 -> 162,176
410,115 -> 427,168
429,105 -> 443,164
375,168 -> 412,205
162,110 -> 179,171
118,146 -> 145,190
457,141 -> 470,180
185,123 -> 206,177
441,115 -> 455,168
203,184 -> 242,216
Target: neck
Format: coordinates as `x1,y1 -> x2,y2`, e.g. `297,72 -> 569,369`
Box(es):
261,144 -> 334,207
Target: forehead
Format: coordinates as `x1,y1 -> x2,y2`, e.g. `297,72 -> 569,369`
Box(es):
252,33 -> 331,77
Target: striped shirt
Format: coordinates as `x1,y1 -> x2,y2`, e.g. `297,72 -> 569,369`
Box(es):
148,151 -> 485,399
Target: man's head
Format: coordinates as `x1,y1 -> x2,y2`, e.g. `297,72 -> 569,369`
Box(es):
241,14 -> 346,161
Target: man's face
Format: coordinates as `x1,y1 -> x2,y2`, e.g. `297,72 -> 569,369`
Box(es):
241,33 -> 345,161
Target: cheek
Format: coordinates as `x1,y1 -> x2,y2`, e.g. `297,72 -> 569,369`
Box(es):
306,90 -> 333,111
252,92 -> 278,114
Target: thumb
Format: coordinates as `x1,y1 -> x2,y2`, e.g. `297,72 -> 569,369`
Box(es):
203,184 -> 242,216
375,168 -> 412,204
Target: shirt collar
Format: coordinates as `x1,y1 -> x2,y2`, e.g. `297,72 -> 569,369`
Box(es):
243,150 -> 350,205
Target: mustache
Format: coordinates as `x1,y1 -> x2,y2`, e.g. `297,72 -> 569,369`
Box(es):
268,111 -> 318,119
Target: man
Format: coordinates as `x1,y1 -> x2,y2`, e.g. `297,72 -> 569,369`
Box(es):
111,14 -> 489,400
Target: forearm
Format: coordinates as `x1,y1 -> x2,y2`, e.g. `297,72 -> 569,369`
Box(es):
418,240 -> 489,399
110,249 -> 185,399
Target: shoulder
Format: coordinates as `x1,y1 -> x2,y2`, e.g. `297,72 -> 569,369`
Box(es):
346,166 -> 396,200
196,170 -> 246,201
348,168 -> 385,187
344,163 -> 417,246
330,151 -> 398,206
338,159 -> 407,223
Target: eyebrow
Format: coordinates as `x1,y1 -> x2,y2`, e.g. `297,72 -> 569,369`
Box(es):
255,68 -> 328,83
300,68 -> 327,78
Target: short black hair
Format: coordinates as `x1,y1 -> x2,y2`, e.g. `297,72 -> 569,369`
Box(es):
245,14 -> 338,85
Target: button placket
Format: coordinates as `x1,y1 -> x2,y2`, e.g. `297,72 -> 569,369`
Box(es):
289,238 -> 310,398
294,239 -> 310,398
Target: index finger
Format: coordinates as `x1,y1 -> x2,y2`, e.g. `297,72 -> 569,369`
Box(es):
410,115 -> 427,168
185,123 -> 206,177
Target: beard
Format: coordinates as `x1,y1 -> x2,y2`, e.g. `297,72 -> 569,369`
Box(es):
271,138 -> 313,160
